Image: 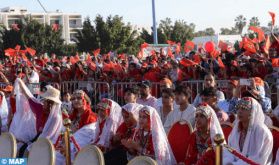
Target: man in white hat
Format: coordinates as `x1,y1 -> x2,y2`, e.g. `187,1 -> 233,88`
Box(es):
13,79 -> 62,157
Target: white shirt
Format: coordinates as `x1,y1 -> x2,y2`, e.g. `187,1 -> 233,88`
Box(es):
193,90 -> 225,107
154,97 -> 179,110
164,104 -> 196,134
61,101 -> 72,113
217,99 -> 230,112
23,70 -> 39,94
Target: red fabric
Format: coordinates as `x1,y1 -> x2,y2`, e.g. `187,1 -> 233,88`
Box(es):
69,109 -> 98,130
270,116 -> 279,128
10,97 -> 16,115
228,114 -> 235,123
131,130 -> 154,157
271,129 -> 279,163
221,126 -> 233,143
95,119 -> 106,144
110,122 -> 136,151
168,121 -> 192,163
270,42 -> 279,54
254,67 -> 268,80
128,68 -> 141,78
34,59 -> 44,67
182,131 -> 215,165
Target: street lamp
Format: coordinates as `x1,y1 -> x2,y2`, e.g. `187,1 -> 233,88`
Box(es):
152,0 -> 158,44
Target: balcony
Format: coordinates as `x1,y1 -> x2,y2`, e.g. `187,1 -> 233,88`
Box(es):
69,24 -> 82,29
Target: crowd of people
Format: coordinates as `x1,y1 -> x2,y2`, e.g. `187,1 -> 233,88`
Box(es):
0,32 -> 279,165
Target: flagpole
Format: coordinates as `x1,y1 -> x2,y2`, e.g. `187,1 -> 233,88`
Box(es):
152,0 -> 158,44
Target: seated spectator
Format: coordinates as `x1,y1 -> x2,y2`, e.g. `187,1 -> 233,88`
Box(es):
123,106 -> 177,165
124,86 -> 140,104
164,85 -> 196,133
223,97 -> 273,165
217,80 -> 239,112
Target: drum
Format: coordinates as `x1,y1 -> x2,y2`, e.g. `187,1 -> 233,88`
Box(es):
128,156 -> 157,165
0,132 -> 16,158
73,145 -> 104,165
28,138 -> 55,165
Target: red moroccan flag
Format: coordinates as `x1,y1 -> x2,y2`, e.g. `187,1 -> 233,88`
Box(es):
140,42 -> 149,49
21,54 -> 27,61
199,44 -> 202,48
12,24 -> 19,31
92,48 -> 101,55
86,54 -> 91,65
212,49 -> 220,59
89,62 -> 96,71
150,50 -> 156,55
62,57 -> 68,63
168,47 -> 173,58
263,34 -> 271,55
175,42 -> 181,53
26,47 -> 36,56
243,42 -> 257,54
109,61 -> 116,68
193,55 -> 200,64
27,60 -> 33,67
121,54 -> 126,60
44,58 -> 48,64
184,41 -> 195,52
250,26 -> 259,33
143,72 -> 159,82
218,40 -> 228,51
227,45 -> 233,51
177,69 -> 183,82
218,57 -> 225,68
272,59 -> 279,67
103,62 -> 111,72
180,58 -> 197,66
253,38 -> 258,43
258,29 -> 265,42
167,40 -> 176,46
269,12 -> 276,25
15,45 -> 21,52
52,24 -> 59,32
115,62 -> 122,73
239,41 -> 244,49
70,57 -> 77,65
74,54 -> 80,62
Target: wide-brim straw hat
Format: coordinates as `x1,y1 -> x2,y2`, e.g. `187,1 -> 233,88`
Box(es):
40,85 -> 62,104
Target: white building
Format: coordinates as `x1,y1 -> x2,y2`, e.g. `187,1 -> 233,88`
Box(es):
130,24 -> 152,35
192,34 -> 242,51
0,7 -> 83,44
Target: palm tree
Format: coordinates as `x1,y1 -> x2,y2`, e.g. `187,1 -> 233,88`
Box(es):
235,15 -> 247,34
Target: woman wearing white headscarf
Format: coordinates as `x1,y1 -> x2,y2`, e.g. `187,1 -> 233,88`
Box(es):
178,103 -> 226,165
122,106 -> 177,165
223,97 -> 273,165
93,98 -> 123,153
0,91 -> 8,133
9,78 -> 62,157
104,103 -> 143,165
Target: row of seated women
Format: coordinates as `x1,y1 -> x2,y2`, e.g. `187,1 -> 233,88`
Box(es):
7,78 -> 278,165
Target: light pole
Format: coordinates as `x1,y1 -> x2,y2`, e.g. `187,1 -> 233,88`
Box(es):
152,0 -> 158,44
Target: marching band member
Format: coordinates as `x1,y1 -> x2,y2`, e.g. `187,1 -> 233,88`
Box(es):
223,97 -> 273,165
178,103 -> 225,165
122,106 -> 177,165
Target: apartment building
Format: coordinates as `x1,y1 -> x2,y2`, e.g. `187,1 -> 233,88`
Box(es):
0,7 -> 83,44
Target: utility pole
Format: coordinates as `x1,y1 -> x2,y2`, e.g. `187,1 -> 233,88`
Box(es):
152,0 -> 158,44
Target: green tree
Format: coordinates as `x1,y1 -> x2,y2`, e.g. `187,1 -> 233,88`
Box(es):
74,15 -> 144,55
158,17 -> 173,40
205,28 -> 215,36
194,31 -> 206,37
220,28 -> 231,35
0,15 -> 65,56
235,15 -> 247,34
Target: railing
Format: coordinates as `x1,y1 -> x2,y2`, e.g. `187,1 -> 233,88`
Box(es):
69,24 -> 82,28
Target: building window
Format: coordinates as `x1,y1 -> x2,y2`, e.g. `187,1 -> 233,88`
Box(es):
10,10 -> 15,12
138,28 -> 140,30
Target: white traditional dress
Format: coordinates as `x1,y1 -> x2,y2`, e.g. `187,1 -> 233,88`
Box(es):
223,97 -> 273,165
164,104 -> 196,134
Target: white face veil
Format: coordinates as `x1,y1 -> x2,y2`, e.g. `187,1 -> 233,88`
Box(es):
224,97 -> 273,165
0,91 -> 8,132
97,99 -> 123,149
194,103 -> 226,148
9,78 -> 37,142
133,106 -> 177,165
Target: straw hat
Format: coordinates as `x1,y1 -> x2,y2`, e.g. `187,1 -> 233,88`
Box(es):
40,85 -> 61,104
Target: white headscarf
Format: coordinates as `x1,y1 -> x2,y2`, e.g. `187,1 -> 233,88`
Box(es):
0,91 -> 8,133
9,78 -> 37,142
122,103 -> 143,119
133,106 -> 177,165
223,97 -> 273,165
97,99 -> 123,149
194,103 -> 226,149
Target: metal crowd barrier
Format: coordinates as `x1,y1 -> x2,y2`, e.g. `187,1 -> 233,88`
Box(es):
269,83 -> 279,108
60,81 -> 110,113
26,82 -> 60,95
111,82 -> 161,107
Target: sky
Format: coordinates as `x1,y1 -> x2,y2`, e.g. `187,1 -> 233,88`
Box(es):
2,0 -> 279,34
